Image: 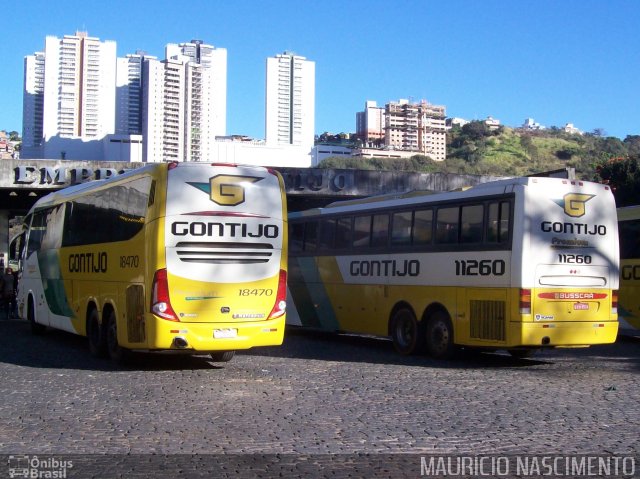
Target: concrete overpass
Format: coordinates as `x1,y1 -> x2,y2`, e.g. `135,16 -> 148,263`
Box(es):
1,159 -> 564,266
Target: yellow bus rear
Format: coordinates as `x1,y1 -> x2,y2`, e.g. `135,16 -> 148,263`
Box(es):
18,162 -> 288,362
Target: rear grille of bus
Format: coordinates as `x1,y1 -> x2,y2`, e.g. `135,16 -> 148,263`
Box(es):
175,241 -> 274,264
470,300 -> 506,341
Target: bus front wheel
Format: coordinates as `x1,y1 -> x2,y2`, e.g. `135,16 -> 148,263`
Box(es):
106,311 -> 130,364
390,307 -> 423,355
210,351 -> 235,362
426,310 -> 455,359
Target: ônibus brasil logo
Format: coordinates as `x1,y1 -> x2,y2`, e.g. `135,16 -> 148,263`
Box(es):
554,193 -> 595,218
188,175 -> 263,206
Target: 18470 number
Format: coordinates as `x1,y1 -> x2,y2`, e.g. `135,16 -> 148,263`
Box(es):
239,289 -> 273,296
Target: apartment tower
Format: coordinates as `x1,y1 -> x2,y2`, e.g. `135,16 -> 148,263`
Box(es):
356,100 -> 385,147
22,32 -> 117,157
265,52 -> 315,149
22,52 -> 46,150
143,40 -> 227,162
385,99 -> 447,161
116,52 -> 158,135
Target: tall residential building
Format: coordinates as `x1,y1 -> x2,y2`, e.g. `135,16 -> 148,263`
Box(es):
356,101 -> 385,147
22,52 -> 45,149
265,52 -> 315,149
384,99 -> 447,161
356,99 -> 447,161
22,31 -> 117,159
116,52 -> 156,135
143,40 -> 227,162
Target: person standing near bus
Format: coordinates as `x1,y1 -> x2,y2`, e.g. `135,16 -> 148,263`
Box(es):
1,267 -> 16,319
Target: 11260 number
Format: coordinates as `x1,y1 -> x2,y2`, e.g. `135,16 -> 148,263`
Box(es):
455,259 -> 506,276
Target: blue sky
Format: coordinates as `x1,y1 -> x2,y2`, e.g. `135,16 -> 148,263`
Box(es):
2,0 -> 639,140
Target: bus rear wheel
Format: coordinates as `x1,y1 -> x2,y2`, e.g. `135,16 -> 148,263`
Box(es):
106,311 -> 130,364
210,351 -> 235,362
390,307 -> 423,355
88,309 -> 107,358
426,310 -> 455,359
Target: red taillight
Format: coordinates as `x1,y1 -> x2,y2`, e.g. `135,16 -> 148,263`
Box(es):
151,268 -> 179,321
612,290 -> 618,314
520,288 -> 532,314
267,269 -> 287,320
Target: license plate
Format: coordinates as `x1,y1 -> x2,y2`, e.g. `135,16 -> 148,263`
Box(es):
574,302 -> 589,311
214,328 -> 238,339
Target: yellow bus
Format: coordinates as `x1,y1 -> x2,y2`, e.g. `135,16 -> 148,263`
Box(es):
287,177 -> 619,358
16,162 -> 288,362
617,205 -> 640,331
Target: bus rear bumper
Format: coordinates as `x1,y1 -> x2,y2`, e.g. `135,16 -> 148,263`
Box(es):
517,321 -> 619,347
144,316 -> 286,352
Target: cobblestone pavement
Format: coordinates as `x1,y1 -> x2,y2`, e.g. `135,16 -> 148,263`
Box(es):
0,317 -> 639,477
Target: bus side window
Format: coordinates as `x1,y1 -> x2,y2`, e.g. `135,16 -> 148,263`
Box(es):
460,204 -> 484,243
304,221 -> 318,252
619,219 -> 640,259
413,209 -> 433,245
391,211 -> 412,247
436,207 -> 459,244
353,215 -> 372,248
371,213 -> 389,248
26,211 -> 47,258
498,201 -> 510,243
334,217 -> 352,250
487,201 -> 511,244
290,222 -> 304,253
40,204 -> 65,251
319,219 -> 336,250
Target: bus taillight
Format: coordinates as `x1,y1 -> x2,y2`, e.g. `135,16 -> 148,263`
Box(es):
151,268 -> 179,321
520,288 -> 532,314
267,269 -> 287,320
612,290 -> 618,314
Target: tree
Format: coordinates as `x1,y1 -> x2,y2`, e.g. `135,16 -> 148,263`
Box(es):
623,135 -> 640,156
9,131 -> 20,141
594,156 -> 640,207
461,121 -> 492,141
598,137 -> 626,157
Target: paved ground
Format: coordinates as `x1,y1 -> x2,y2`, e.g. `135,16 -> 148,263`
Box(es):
0,317 -> 638,477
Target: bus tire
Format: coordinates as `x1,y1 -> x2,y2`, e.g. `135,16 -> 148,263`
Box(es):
28,296 -> 46,335
106,311 -> 130,364
390,307 -> 423,355
210,351 -> 235,362
87,309 -> 107,358
425,310 -> 455,359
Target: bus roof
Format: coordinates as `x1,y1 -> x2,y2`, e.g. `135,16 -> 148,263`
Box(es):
25,162 -> 275,216
27,163 -> 162,213
290,176 -> 610,219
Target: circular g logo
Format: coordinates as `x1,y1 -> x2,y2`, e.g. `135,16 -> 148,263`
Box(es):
209,175 -> 262,206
